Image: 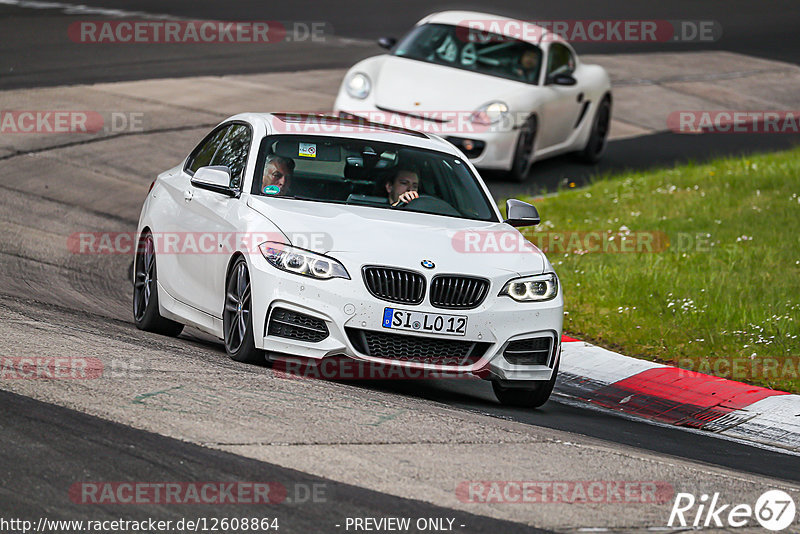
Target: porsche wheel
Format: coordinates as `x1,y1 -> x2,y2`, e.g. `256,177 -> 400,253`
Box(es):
578,96 -> 611,164
508,116 -> 537,183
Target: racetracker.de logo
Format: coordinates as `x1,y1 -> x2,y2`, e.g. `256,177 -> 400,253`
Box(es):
456,19 -> 720,43
452,230 -> 669,254
668,111 -> 800,134
273,358 -> 481,380
0,111 -> 145,134
277,111 -> 499,135
0,357 -> 103,380
69,482 -> 287,504
457,481 -> 674,504
0,111 -> 103,134
68,21 -> 329,44
68,232 -> 332,255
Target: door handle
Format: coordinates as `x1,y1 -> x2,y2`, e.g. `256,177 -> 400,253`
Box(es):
183,190 -> 193,202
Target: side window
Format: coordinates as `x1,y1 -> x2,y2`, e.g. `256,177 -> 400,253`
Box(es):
186,126 -> 229,174
546,43 -> 575,78
210,124 -> 251,189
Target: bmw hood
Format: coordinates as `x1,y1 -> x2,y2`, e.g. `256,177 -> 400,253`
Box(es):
247,196 -> 547,277
372,56 -> 522,113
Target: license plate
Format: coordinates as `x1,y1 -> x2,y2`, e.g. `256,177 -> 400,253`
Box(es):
382,308 -> 467,337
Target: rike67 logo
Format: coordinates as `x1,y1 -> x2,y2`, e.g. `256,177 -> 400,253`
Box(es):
669,490 -> 797,531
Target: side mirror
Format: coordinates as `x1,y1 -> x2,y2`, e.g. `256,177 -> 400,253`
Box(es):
377,36 -> 397,50
191,166 -> 238,198
548,73 -> 577,86
504,199 -> 540,227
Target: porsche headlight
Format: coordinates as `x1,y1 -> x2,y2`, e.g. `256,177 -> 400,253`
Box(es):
499,273 -> 558,302
345,72 -> 371,99
258,242 -> 350,280
471,101 -> 509,125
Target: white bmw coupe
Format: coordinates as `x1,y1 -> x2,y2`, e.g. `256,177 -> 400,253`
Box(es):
334,11 -> 612,181
133,113 -> 563,407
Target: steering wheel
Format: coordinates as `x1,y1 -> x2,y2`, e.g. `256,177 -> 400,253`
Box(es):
392,194 -> 461,217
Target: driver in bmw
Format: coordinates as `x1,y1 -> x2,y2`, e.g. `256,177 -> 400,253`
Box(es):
384,166 -> 420,206
261,154 -> 294,196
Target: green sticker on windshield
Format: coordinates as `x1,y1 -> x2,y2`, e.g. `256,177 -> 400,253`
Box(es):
263,185 -> 281,195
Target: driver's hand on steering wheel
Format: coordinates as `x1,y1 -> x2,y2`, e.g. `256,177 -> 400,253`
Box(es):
392,191 -> 420,206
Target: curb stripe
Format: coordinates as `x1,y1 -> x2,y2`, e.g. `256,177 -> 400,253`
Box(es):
557,335 -> 800,450
589,367 -> 784,427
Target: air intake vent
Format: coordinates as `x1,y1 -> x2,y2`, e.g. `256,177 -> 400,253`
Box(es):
362,266 -> 426,305
268,308 -> 329,343
503,337 -> 553,366
346,328 -> 489,367
430,275 -> 489,309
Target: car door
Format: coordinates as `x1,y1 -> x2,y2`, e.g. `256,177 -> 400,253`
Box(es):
178,122 -> 252,317
536,43 -> 584,151
156,124 -> 229,304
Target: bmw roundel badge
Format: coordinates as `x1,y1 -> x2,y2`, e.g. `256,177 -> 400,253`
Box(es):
421,259 -> 435,269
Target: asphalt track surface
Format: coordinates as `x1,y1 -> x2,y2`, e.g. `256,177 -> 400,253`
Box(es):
2,0 -> 800,530
0,389 -> 548,533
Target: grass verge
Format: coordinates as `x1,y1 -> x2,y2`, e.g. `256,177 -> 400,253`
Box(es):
514,148 -> 800,393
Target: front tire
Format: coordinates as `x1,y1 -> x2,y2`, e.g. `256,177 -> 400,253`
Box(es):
508,116 -> 537,182
132,231 -> 184,337
577,96 -> 611,164
223,257 -> 264,364
492,359 -> 559,408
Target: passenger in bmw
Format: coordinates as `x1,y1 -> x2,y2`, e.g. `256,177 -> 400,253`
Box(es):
261,154 -> 294,195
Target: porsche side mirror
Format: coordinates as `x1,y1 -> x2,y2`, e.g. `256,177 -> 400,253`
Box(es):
548,73 -> 577,86
191,166 -> 238,198
378,36 -> 397,50
504,199 -> 540,227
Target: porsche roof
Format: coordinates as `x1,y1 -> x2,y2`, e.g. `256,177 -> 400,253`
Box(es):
418,10 -> 567,46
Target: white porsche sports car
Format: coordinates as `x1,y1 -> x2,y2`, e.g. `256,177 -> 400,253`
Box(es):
334,11 -> 612,181
133,113 -> 563,407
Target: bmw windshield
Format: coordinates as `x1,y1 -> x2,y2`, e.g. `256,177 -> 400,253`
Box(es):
252,135 -> 499,222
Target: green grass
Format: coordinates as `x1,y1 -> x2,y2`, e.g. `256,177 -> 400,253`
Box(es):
510,148 -> 800,393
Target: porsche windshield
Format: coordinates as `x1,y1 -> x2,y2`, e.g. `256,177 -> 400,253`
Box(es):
252,135 -> 498,222
393,23 -> 542,84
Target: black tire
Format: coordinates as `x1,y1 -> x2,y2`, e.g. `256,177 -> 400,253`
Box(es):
132,231 -> 184,337
508,115 -> 537,182
577,96 -> 611,164
492,358 -> 559,408
222,257 -> 264,364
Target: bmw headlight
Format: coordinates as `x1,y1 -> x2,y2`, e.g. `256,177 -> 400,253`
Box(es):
499,273 -> 558,302
471,101 -> 509,125
258,242 -> 350,280
345,72 -> 371,99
